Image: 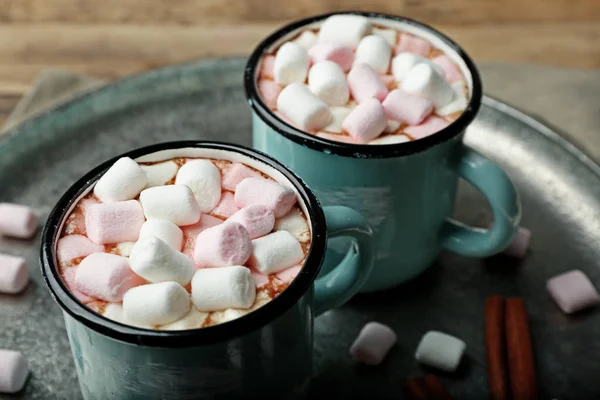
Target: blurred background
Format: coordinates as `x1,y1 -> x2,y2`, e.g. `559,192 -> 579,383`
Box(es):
1,0 -> 599,127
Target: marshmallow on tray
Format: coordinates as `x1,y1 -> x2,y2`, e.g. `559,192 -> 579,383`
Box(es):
235,177 -> 297,218
222,163 -> 262,192
323,107 -> 352,134
308,43 -> 354,73
57,234 -> 104,264
350,322 -> 397,365
140,161 -> 178,188
130,237 -> 195,286
193,222 -> 252,268
308,61 -> 350,107
404,116 -> 450,140
0,349 -> 29,394
402,63 -> 455,109
160,307 -> 209,330
275,208 -> 310,243
139,185 -> 201,226
139,219 -> 184,251
227,205 -> 275,239
93,157 -> 147,203
395,33 -> 431,56
274,42 -> 310,85
75,253 -> 143,302
547,270 -> 599,314
191,266 -> 256,312
382,89 -> 434,126
342,98 -> 387,144
369,135 -> 411,145
212,192 -> 240,219
415,331 -> 466,372
354,35 -> 392,74
293,30 -> 318,50
258,79 -> 282,110
318,15 -> 371,49
347,64 -> 389,103
249,231 -> 304,275
0,203 -> 37,239
85,200 -> 145,244
123,281 -> 191,326
502,226 -> 531,258
277,83 -> 332,131
0,254 -> 28,294
175,160 -> 222,213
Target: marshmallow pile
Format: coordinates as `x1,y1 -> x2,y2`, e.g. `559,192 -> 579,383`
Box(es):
257,15 -> 468,145
57,156 -> 311,329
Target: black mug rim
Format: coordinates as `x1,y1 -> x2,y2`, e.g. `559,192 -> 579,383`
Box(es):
40,141 -> 327,348
244,11 -> 483,159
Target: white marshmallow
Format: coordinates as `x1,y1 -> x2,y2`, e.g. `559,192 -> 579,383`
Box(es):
372,27 -> 397,47
141,161 -> 178,188
139,219 -> 184,251
93,157 -> 147,203
274,209 -> 310,243
249,231 -> 304,275
191,266 -> 256,312
175,160 -> 221,213
139,185 -> 201,226
115,241 -> 136,257
402,64 -> 455,109
323,107 -> 353,134
350,322 -> 397,365
129,236 -> 195,285
391,53 -> 442,82
277,83 -> 332,131
354,35 -> 392,74
415,331 -> 466,372
0,349 -> 29,394
384,119 -> 401,133
123,281 -> 190,326
294,30 -> 318,49
102,303 -> 126,324
220,308 -> 251,323
437,81 -> 468,116
318,15 -> 371,49
159,308 -> 208,330
369,135 -> 410,145
274,42 -> 310,85
308,61 -> 350,107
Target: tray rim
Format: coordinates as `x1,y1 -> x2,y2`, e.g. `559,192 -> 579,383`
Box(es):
1,57 -> 599,178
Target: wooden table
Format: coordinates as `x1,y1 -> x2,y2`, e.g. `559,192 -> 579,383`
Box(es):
1,0 -> 599,126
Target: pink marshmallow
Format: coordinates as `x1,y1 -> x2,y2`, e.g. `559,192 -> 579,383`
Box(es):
342,98 -> 387,143
258,79 -> 282,110
547,270 -> 599,314
382,89 -> 433,126
0,254 -> 28,294
0,349 -> 29,394
347,64 -> 389,103
403,116 -> 450,139
75,253 -> 143,302
0,203 -> 37,239
394,33 -> 431,56
380,74 -> 396,90
308,43 -> 354,72
235,178 -> 297,218
227,205 -> 275,239
433,55 -> 462,83
212,192 -> 240,219
350,322 -> 397,365
276,265 -> 302,283
193,222 -> 252,268
259,55 -> 276,79
503,226 -> 531,258
316,132 -> 358,144
57,234 -> 104,264
85,200 -> 145,245
251,269 -> 270,288
222,163 -> 262,191
62,267 -> 94,302
182,214 -> 224,259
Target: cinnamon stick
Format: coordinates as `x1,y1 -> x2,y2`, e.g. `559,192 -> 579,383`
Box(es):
506,297 -> 538,400
485,296 -> 510,400
403,377 -> 433,400
423,375 -> 453,400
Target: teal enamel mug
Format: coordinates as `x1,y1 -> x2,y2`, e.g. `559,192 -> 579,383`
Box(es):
244,12 -> 521,292
40,142 -> 374,399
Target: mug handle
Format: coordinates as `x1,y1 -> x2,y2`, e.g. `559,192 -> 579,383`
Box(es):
314,206 -> 375,316
440,144 -> 521,257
